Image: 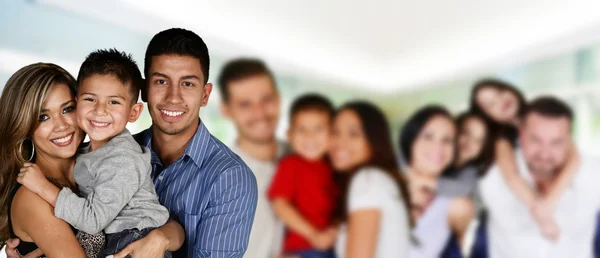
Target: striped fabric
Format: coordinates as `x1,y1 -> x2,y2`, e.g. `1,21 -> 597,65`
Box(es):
136,121 -> 258,258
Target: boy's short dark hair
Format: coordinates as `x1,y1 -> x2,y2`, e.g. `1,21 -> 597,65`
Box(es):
144,28 -> 210,84
217,58 -> 276,103
524,96 -> 574,122
289,93 -> 334,124
77,48 -> 143,104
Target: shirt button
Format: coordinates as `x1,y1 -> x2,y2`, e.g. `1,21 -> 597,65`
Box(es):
159,175 -> 164,181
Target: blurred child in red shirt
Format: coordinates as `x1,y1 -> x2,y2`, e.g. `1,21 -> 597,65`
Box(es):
268,94 -> 337,258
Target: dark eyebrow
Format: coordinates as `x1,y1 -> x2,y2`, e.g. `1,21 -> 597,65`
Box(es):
151,72 -> 170,79
81,92 -> 126,101
181,75 -> 201,81
41,100 -> 75,113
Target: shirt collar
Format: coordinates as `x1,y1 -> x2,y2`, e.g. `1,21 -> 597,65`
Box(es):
141,120 -> 210,169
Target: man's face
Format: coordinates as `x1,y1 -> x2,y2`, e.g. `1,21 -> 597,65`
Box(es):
520,113 -> 572,181
221,75 -> 280,144
147,54 -> 212,136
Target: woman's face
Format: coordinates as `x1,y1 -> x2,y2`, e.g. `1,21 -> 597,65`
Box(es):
475,86 -> 519,124
410,115 -> 456,176
31,83 -> 83,162
329,109 -> 372,172
457,117 -> 487,164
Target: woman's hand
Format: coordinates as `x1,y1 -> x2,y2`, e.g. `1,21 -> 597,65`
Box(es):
17,163 -> 51,195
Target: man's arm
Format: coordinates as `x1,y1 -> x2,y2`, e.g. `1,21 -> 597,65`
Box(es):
111,219 -> 185,258
195,165 -> 258,257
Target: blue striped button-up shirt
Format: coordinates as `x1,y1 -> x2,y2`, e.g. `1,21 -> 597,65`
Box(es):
135,121 -> 258,258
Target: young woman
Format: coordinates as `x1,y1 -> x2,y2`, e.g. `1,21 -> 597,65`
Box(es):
470,79 -> 578,240
400,106 -> 474,258
330,101 -> 411,258
0,63 -> 105,257
438,112 -> 493,197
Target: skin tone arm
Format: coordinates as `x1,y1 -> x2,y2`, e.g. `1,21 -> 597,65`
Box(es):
17,163 -> 59,206
111,219 -> 185,258
272,198 -> 336,250
11,188 -> 86,258
495,139 -> 536,207
447,197 -> 475,247
495,138 -> 578,240
344,209 -> 381,258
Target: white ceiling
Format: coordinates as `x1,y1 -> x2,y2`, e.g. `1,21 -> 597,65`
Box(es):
40,0 -> 600,92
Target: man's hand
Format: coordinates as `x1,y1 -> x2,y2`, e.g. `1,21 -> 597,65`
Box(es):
5,238 -> 44,258
109,230 -> 169,258
530,200 -> 560,242
17,163 -> 50,195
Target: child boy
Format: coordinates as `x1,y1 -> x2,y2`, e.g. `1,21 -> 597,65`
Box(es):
18,49 -> 171,257
268,94 -> 337,258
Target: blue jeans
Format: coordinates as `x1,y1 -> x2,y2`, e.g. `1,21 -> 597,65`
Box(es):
105,227 -> 172,258
287,249 -> 336,258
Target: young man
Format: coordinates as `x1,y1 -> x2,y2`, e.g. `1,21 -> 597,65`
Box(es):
6,28 -> 259,258
218,58 -> 287,258
480,97 -> 600,258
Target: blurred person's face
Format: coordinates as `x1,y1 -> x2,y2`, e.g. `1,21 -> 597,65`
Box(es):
288,110 -> 330,161
221,75 -> 280,144
475,86 -> 520,124
410,115 -> 455,177
77,74 -> 143,150
329,109 -> 371,172
147,54 -> 212,136
32,83 -> 83,161
457,117 -> 487,165
520,113 -> 571,182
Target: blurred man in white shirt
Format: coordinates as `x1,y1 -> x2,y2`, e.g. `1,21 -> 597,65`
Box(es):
480,96 -> 600,258
218,58 -> 286,258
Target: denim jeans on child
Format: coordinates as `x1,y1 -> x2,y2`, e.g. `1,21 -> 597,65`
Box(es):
105,227 -> 172,258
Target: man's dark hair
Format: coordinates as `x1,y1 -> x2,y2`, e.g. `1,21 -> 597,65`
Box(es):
217,58 -> 276,103
144,28 -> 210,84
289,93 -> 334,124
524,96 -> 573,122
77,48 -> 143,104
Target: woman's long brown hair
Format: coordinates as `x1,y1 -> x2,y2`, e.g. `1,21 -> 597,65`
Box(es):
332,101 -> 413,227
0,63 -> 76,244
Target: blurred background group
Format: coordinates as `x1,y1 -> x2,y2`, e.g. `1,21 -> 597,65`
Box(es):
4,1 -> 600,258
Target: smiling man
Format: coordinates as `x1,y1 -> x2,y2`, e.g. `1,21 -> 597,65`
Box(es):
480,97 -> 600,258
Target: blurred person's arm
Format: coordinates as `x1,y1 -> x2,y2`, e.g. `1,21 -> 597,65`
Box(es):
495,139 -> 536,207
272,198 -> 335,250
539,147 -> 579,209
495,139 -> 558,240
448,197 -> 475,247
345,209 -> 380,258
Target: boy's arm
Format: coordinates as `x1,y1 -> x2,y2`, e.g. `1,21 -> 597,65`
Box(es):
17,163 -> 60,206
54,152 -> 142,234
272,198 -> 325,247
494,139 -> 536,207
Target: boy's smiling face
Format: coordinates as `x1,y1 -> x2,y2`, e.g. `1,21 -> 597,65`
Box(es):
288,110 -> 330,161
77,74 -> 143,150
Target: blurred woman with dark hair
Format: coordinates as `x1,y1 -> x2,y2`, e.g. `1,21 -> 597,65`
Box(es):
470,79 -> 579,240
400,106 -> 474,258
438,112 -> 494,197
330,101 -> 411,258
